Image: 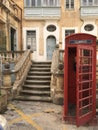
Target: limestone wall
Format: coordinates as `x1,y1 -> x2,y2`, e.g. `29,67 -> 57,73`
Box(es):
0,0 -> 22,51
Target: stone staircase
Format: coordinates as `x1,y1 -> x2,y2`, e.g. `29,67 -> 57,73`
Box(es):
15,61 -> 52,102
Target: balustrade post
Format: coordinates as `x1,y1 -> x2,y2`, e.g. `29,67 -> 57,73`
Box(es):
3,62 -> 12,101
27,45 -> 33,60
3,62 -> 11,87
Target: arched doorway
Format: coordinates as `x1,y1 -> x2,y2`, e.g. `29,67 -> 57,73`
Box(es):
46,36 -> 56,60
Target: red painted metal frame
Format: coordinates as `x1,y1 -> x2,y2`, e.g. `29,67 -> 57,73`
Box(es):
63,33 -> 96,126
76,46 -> 95,126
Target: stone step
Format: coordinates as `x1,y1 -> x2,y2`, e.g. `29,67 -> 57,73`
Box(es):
14,95 -> 52,102
20,90 -> 50,96
27,75 -> 51,80
32,61 -> 51,65
31,64 -> 51,68
30,68 -> 51,72
23,85 -> 50,91
28,71 -> 51,76
25,80 -> 50,85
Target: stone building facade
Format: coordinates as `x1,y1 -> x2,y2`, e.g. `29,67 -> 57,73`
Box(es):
0,0 -> 22,51
10,0 -> 98,61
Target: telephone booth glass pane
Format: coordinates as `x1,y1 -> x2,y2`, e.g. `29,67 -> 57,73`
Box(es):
77,47 -> 93,119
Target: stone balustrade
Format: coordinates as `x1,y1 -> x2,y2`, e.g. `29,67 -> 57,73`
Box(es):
0,51 -> 24,63
2,50 -> 32,100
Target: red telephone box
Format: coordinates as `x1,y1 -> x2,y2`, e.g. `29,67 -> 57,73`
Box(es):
63,33 -> 96,126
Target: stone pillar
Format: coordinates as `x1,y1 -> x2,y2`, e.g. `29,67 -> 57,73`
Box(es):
52,63 -> 64,105
51,45 -> 59,100
51,44 -> 59,73
53,72 -> 64,105
3,62 -> 11,87
3,62 -> 12,101
51,74 -> 57,99
27,45 -> 33,59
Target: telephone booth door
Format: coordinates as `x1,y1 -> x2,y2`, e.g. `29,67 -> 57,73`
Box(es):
63,33 -> 96,126
76,46 -> 96,126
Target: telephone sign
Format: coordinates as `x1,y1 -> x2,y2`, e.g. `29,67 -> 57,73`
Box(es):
70,40 -> 93,44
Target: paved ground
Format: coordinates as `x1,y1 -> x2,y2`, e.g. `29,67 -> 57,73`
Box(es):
1,101 -> 98,130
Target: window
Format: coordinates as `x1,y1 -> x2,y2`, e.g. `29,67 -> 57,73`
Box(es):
81,0 -> 98,6
89,0 -> 93,5
31,0 -> 35,6
66,0 -> 74,9
47,25 -> 56,32
37,0 -> 41,6
24,0 -> 60,7
84,24 -> 94,31
27,31 -> 36,51
94,0 -> 98,4
43,0 -> 48,6
50,0 -> 54,6
25,0 -> 30,7
65,29 -> 75,37
55,0 -> 60,6
49,0 -> 60,6
82,0 -> 87,5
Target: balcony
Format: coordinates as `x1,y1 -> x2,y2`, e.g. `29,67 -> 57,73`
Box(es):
24,6 -> 61,20
80,0 -> 98,19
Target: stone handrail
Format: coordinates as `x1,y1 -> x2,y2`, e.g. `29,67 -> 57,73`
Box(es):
0,51 -> 24,63
11,50 -> 32,97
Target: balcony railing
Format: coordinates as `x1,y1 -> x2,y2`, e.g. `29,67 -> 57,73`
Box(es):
24,6 -> 61,19
81,6 -> 98,18
0,50 -> 32,99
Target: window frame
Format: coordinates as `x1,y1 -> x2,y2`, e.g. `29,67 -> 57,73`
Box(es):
62,27 -> 78,49
26,30 -> 36,51
24,0 -> 30,7
65,0 -> 74,9
81,0 -> 98,6
24,0 -> 60,7
65,29 -> 75,37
